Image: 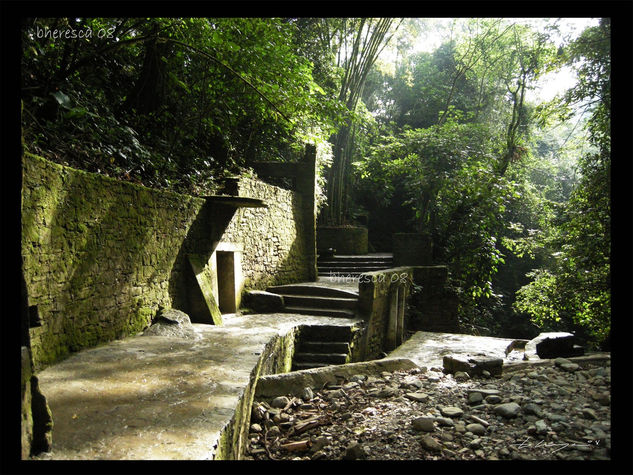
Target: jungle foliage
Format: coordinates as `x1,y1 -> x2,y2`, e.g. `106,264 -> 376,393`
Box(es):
20,17 -> 611,347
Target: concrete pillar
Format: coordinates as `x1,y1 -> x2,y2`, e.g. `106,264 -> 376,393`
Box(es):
386,286 -> 399,351
397,285 -> 406,346
297,144 -> 317,281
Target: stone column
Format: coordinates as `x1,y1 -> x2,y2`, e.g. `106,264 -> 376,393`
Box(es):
296,144 -> 317,281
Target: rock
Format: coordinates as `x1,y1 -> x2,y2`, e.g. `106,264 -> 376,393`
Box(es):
326,389 -> 347,400
419,435 -> 442,452
494,402 -> 521,418
525,332 -> 582,359
467,414 -> 490,427
468,438 -> 482,449
467,388 -> 500,397
350,374 -> 367,383
311,450 -> 326,460
443,354 -> 503,377
242,290 -> 285,313
485,395 -> 502,404
412,417 -> 436,432
268,425 -> 281,437
405,392 -> 429,402
535,419 -> 548,435
310,436 -> 330,453
376,387 -> 398,398
582,408 -> 598,420
250,423 -> 262,433
427,373 -> 441,383
300,387 -> 314,401
439,432 -> 454,442
142,308 -> 196,339
468,392 -> 484,405
343,441 -> 366,460
522,403 -> 542,417
271,396 -> 290,408
591,392 -> 610,406
454,371 -> 470,381
440,406 -> 464,418
435,417 -> 455,427
560,363 -> 580,372
465,423 -> 486,435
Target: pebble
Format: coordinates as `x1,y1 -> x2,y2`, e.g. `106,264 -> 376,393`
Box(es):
440,406 -> 464,418
523,402 -> 542,416
454,371 -> 470,381
435,417 -> 455,427
343,442 -> 366,460
468,392 -> 483,405
412,417 -> 435,432
247,360 -> 610,461
465,423 -> 486,435
405,392 -> 429,402
301,387 -> 314,401
534,419 -> 548,434
485,395 -> 502,404
582,408 -> 598,420
419,435 -> 442,452
271,396 -> 290,408
494,402 -> 521,418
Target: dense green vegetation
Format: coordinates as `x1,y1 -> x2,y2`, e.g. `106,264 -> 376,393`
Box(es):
20,17 -> 611,348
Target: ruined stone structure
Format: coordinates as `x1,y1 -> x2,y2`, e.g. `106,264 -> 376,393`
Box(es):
20,143 -> 461,460
21,147 -> 317,371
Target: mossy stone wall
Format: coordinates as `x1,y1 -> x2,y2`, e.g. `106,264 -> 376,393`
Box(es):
21,154 -> 312,371
221,177 -> 311,290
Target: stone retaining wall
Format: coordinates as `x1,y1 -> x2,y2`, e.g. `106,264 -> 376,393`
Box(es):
21,153 -> 312,371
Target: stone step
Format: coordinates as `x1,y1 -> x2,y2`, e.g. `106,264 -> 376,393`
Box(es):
299,325 -> 353,341
293,352 -> 348,364
317,271 -> 364,278
317,254 -> 393,261
292,361 -> 333,371
281,295 -> 357,310
318,266 -> 391,273
317,259 -> 393,265
299,341 -> 350,353
281,306 -> 356,318
267,284 -> 358,299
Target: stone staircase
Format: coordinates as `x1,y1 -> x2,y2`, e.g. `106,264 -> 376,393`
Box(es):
291,325 -> 353,371
266,284 -> 360,370
317,253 -> 394,278
266,284 -> 358,319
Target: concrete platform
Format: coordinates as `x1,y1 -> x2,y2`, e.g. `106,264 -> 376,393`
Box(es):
388,331 -> 522,369
35,313 -> 362,460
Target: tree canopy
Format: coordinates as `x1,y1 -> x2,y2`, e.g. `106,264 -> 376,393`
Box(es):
20,17 -> 612,348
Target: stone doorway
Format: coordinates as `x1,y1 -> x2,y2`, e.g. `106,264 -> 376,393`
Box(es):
216,251 -> 236,314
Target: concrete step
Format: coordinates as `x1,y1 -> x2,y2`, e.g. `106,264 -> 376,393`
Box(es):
317,271 -> 364,278
292,361 -> 333,371
267,284 -> 358,299
317,258 -> 393,264
300,325 -> 353,341
282,306 -> 356,318
318,266 -> 391,272
293,352 -> 348,364
299,341 -> 350,353
281,295 -> 357,310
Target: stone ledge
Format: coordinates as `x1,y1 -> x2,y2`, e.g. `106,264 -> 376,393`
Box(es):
255,358 -> 419,398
